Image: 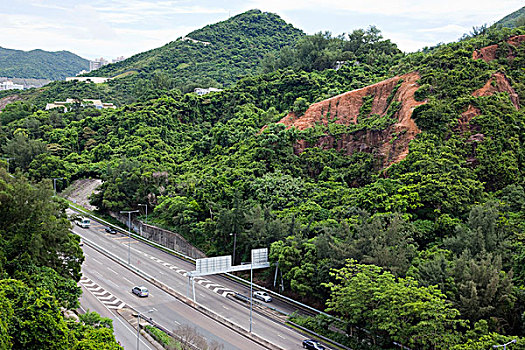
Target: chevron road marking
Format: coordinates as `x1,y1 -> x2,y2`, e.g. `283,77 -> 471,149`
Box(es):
80,276 -> 126,310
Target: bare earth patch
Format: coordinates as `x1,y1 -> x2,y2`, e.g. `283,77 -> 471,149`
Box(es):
62,179 -> 102,211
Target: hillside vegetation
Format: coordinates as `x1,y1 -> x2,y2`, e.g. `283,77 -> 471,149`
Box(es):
92,9 -> 304,91
494,6 -> 525,28
0,10 -> 304,108
0,47 -> 88,80
0,169 -> 122,349
1,10 -> 525,349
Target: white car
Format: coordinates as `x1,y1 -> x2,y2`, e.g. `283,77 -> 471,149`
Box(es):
253,291 -> 272,302
75,218 -> 91,228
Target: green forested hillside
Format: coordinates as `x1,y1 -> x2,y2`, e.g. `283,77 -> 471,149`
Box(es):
494,6 -> 525,28
92,9 -> 304,90
0,47 -> 88,80
1,12 -> 525,350
0,10 -> 304,108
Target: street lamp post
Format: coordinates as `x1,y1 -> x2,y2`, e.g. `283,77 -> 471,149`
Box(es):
249,261 -> 253,333
493,339 -> 517,349
120,210 -> 139,264
230,232 -> 237,265
52,177 -> 63,196
138,203 -> 148,224
136,312 -> 140,350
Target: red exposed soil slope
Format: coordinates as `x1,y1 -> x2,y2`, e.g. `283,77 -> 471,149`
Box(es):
472,35 -> 525,62
460,72 -> 520,132
0,95 -> 22,112
278,72 -> 426,167
473,72 -> 520,109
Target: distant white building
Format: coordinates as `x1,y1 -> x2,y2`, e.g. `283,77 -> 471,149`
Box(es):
112,56 -> 125,63
89,57 -> 109,72
181,37 -> 211,46
0,81 -> 24,91
65,76 -> 110,84
194,87 -> 223,96
45,98 -> 116,112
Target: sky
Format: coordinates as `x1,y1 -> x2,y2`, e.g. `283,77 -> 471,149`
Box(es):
1,0 -> 524,60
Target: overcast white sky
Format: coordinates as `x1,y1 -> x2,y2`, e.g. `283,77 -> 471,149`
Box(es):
1,0 -> 523,60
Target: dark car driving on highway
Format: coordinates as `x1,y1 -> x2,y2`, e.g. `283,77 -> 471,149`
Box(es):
105,226 -> 117,234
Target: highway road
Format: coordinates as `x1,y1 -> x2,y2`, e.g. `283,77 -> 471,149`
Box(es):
73,216 -> 309,349
78,280 -> 156,349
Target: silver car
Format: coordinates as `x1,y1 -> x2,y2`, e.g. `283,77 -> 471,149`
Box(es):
132,286 -> 149,297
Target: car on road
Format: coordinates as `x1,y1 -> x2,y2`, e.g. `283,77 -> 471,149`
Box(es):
253,290 -> 272,302
75,217 -> 91,228
302,339 -> 325,350
104,226 -> 117,234
132,286 -> 149,297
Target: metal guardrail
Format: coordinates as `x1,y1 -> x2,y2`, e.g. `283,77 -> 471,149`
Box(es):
80,235 -> 285,350
70,205 -> 340,322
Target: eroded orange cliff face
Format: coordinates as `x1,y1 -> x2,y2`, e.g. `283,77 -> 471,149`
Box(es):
278,72 -> 426,167
459,72 -> 520,133
472,35 -> 525,62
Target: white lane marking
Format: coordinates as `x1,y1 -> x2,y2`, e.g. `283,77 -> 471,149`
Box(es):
277,334 -> 285,339
222,305 -> 229,310
105,279 -> 120,289
91,258 -> 102,264
123,277 -> 133,284
107,267 -> 118,274
173,320 -> 181,325
81,285 -> 152,349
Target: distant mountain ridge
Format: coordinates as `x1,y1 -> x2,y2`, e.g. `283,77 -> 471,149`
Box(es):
92,9 -> 304,90
0,47 -> 88,80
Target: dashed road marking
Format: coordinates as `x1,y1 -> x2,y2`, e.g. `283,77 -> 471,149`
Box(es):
139,252 -> 235,298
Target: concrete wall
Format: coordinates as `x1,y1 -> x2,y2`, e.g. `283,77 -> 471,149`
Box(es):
110,212 -> 206,259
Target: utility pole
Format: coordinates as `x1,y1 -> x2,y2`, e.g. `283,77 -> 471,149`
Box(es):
120,210 -> 139,264
138,203 -> 148,224
52,177 -> 63,196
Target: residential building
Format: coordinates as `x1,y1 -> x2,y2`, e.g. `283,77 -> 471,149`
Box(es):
112,56 -> 125,63
194,87 -> 223,96
89,57 -> 109,72
45,98 -> 116,112
0,81 -> 24,90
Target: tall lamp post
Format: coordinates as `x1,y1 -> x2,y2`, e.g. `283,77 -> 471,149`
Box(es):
493,339 -> 517,350
137,203 -> 148,224
230,232 -> 237,265
52,177 -> 63,196
120,210 -> 139,264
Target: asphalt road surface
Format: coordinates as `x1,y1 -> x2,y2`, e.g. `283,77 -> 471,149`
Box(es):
78,281 -> 156,350
73,216 -> 307,349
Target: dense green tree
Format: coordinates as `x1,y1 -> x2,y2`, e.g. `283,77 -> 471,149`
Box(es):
325,260 -> 464,349
0,168 -> 83,280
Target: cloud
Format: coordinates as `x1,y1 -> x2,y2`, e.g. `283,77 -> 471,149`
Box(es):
417,24 -> 468,34
2,0 -> 524,59
248,0 -> 522,23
